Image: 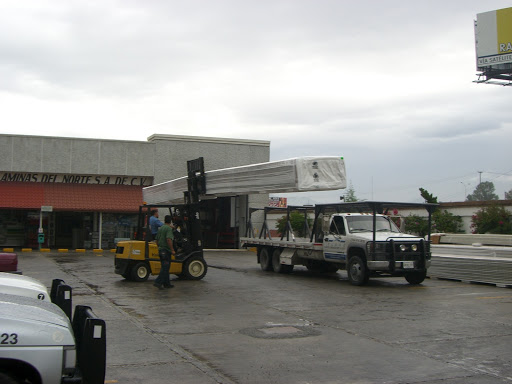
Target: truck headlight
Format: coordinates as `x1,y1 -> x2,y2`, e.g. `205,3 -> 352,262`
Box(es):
411,244 -> 418,252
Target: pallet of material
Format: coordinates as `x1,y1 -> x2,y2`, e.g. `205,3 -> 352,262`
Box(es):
430,244 -> 512,287
143,156 -> 346,204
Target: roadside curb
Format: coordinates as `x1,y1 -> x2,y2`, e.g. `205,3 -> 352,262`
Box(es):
3,248 -> 117,254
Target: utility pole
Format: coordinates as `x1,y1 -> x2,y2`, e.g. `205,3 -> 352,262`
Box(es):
460,182 -> 467,200
478,171 -> 483,185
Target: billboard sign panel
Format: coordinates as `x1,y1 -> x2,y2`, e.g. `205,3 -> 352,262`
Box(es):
475,7 -> 512,68
269,197 -> 287,208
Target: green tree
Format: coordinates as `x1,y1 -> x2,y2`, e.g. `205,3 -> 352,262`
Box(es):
467,181 -> 499,201
344,182 -> 358,202
404,188 -> 463,235
419,187 -> 438,204
505,189 -> 512,200
276,211 -> 313,238
470,204 -> 512,234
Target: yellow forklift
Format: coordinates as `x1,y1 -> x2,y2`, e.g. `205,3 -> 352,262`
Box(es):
114,158 -> 208,282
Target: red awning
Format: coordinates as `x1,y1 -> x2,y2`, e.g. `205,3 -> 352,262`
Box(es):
0,182 -> 142,212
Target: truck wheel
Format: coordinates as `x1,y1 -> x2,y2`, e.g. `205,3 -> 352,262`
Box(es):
272,248 -> 294,274
0,372 -> 21,384
259,247 -> 273,271
405,270 -> 427,285
182,255 -> 208,280
347,255 -> 369,286
131,262 -> 150,282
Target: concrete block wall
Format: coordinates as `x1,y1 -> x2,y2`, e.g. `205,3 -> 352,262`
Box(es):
0,134 -> 270,180
0,134 -> 155,176
148,134 -> 270,184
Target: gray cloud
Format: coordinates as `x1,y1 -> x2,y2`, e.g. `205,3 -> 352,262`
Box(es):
1,0 -> 511,202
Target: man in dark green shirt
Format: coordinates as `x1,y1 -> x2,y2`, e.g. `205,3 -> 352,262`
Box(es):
154,215 -> 176,289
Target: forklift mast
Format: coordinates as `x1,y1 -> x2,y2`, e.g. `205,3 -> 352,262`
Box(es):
136,158 -> 206,249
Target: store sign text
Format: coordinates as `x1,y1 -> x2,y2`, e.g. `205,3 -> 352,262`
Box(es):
0,172 -> 153,186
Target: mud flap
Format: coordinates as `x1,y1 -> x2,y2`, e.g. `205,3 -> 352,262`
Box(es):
279,249 -> 295,265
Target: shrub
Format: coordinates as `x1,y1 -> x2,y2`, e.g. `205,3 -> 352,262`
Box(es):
470,204 -> 512,234
404,210 -> 463,236
404,214 -> 430,237
432,210 -> 463,234
276,211 -> 313,238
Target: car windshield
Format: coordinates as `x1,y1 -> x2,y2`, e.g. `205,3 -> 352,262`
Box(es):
346,216 -> 400,233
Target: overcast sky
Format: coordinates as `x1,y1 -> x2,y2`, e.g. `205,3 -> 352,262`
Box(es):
1,0 -> 511,204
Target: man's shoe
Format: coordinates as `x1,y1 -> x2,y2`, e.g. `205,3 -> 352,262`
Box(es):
153,283 -> 164,290
163,284 -> 174,288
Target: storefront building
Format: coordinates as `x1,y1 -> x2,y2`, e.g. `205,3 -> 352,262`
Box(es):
0,134 -> 270,250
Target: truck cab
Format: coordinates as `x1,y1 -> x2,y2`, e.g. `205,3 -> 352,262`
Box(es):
322,212 -> 431,285
0,294 -> 77,384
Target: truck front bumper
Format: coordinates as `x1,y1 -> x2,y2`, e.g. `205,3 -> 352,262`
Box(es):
367,260 -> 431,271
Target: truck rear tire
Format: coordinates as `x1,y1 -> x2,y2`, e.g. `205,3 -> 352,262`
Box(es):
182,255 -> 208,280
131,262 -> 150,282
347,255 -> 369,286
272,248 -> 293,274
405,270 -> 427,285
259,247 -> 273,271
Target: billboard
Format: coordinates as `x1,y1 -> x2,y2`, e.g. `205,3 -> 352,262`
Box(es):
475,7 -> 512,68
269,197 -> 287,208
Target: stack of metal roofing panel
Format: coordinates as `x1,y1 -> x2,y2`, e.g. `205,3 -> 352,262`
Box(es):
430,244 -> 512,287
143,156 -> 346,204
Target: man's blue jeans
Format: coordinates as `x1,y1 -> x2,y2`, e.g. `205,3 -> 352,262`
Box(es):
155,249 -> 171,286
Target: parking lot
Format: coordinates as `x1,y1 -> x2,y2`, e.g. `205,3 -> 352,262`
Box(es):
17,250 -> 512,384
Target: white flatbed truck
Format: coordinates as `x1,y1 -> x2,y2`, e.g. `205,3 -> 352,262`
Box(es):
240,201 -> 438,285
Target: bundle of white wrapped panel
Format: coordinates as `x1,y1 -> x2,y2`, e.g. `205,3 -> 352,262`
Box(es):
430,244 -> 512,287
143,156 -> 346,204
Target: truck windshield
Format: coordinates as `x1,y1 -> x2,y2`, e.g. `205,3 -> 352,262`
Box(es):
346,216 -> 400,233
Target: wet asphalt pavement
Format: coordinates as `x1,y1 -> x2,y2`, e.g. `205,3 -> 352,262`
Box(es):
17,250 -> 512,384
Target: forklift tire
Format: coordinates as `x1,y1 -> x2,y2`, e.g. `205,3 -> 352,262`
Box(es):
182,255 -> 208,280
131,262 -> 150,282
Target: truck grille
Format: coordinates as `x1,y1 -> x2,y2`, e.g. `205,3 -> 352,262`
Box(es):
390,239 -> 429,262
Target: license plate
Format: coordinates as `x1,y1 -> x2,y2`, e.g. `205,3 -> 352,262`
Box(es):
402,261 -> 414,269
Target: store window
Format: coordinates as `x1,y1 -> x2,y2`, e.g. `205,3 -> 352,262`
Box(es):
99,214 -> 138,249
